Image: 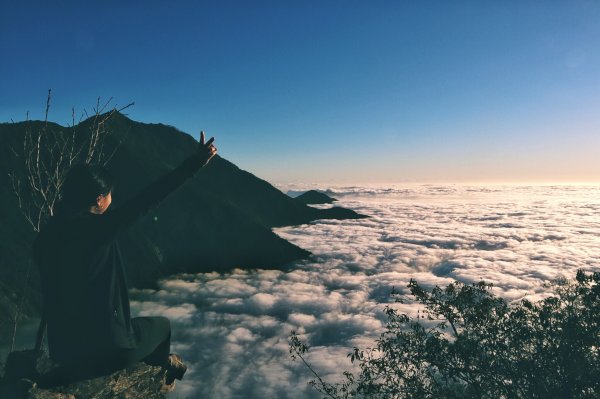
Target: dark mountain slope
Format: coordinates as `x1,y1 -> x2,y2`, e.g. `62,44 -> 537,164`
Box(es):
0,114 -> 366,350
96,113 -> 355,229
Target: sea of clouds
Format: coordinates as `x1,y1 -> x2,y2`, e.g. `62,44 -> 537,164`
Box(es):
129,184 -> 600,398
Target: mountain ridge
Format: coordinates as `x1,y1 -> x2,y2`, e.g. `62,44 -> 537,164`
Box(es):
0,113 -> 367,354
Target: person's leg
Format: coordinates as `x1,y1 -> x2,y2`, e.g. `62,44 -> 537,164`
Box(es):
117,316 -> 172,368
38,317 -> 172,388
136,316 -> 172,367
117,316 -> 186,392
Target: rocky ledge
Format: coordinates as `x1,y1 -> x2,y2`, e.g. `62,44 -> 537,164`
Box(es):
0,350 -> 167,399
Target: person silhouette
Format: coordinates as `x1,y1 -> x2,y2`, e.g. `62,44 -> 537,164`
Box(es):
33,132 -> 217,392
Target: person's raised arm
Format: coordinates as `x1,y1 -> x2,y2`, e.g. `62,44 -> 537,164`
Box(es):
98,131 -> 217,238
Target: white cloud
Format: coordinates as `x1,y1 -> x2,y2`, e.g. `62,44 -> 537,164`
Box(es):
129,184 -> 600,399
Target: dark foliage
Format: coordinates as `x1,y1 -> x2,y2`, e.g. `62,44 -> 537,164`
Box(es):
291,271 -> 600,399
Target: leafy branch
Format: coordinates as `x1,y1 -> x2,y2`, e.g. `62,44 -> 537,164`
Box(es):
290,271 -> 600,399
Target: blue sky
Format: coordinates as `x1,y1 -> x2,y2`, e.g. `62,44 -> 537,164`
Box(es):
1,1 -> 599,184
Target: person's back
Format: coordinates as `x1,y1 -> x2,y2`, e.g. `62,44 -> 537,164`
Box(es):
34,210 -> 136,365
33,132 -> 217,390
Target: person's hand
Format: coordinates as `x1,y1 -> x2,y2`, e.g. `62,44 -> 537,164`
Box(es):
197,131 -> 217,166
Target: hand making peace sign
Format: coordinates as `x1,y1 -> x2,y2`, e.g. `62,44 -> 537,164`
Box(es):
198,130 -> 217,165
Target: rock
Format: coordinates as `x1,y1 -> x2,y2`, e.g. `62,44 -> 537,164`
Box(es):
1,350 -> 167,399
29,363 -> 166,399
28,389 -> 75,399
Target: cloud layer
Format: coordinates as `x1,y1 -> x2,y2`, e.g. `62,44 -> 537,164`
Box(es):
130,184 -> 600,398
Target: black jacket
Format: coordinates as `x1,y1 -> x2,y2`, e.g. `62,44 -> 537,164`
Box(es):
33,153 -> 208,364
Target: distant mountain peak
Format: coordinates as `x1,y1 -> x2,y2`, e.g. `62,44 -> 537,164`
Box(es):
293,190 -> 337,205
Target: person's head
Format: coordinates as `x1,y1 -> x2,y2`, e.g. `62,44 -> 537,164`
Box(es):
58,163 -> 114,215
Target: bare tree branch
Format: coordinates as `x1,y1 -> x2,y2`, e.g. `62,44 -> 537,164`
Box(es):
7,93 -> 133,352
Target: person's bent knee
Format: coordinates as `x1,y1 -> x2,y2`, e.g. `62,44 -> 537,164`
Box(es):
156,316 -> 170,330
152,316 -> 171,338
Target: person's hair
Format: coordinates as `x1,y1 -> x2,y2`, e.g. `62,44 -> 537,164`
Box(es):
56,163 -> 114,215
